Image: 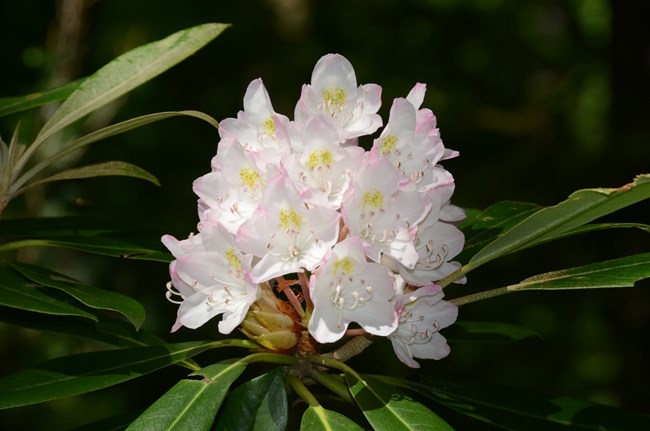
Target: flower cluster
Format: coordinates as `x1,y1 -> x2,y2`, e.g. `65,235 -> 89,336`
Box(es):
162,54 -> 464,367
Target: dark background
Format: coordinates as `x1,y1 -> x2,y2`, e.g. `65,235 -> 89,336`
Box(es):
1,0 -> 649,429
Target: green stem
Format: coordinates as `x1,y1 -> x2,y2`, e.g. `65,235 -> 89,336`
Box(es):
450,286 -> 510,306
287,375 -> 320,407
243,351 -> 298,366
438,264 -> 471,288
310,371 -> 353,404
305,355 -> 359,379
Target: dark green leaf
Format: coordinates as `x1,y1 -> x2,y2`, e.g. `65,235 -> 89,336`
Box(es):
301,406 -> 365,431
0,308 -> 164,349
468,174 -> 650,272
458,201 -> 540,261
7,261 -> 145,329
16,161 -> 160,196
0,236 -> 171,262
0,216 -> 138,239
0,340 -> 224,409
0,265 -> 96,321
127,360 -> 248,431
444,321 -> 540,343
0,78 -> 86,118
507,252 -> 650,291
346,373 -> 454,431
215,368 -> 288,431
412,376 -> 650,431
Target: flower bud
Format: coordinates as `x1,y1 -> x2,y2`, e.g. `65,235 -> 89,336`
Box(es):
239,283 -> 302,351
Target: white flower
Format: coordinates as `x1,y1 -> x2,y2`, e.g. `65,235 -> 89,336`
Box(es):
308,237 -> 398,343
295,54 -> 382,144
388,284 -> 458,368
162,221 -> 260,334
236,169 -> 340,283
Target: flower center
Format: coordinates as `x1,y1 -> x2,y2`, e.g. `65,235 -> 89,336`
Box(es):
361,189 -> 384,209
278,209 -> 303,229
261,116 -> 276,136
379,135 -> 398,155
239,167 -> 263,190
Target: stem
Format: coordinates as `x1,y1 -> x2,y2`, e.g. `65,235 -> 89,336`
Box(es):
305,354 -> 358,378
450,286 -> 510,306
310,371 -> 353,404
437,265 -> 470,288
343,328 -> 368,337
243,351 -> 299,366
321,334 -> 373,362
287,375 -> 320,407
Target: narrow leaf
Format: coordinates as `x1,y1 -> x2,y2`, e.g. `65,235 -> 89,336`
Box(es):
0,236 -> 171,262
0,340 -> 230,409
127,360 -> 247,431
215,368 -> 288,431
0,308 -> 164,349
468,175 -> 650,271
33,23 -> 228,149
413,376 -> 650,431
16,161 -> 159,196
301,406 -> 365,431
507,252 -> 650,292
0,78 -> 86,118
7,261 -> 145,329
346,373 -> 454,431
13,110 -> 218,193
0,265 -> 96,321
444,321 -> 540,343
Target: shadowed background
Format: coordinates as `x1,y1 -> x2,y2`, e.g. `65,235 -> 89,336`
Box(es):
1,0 -> 648,429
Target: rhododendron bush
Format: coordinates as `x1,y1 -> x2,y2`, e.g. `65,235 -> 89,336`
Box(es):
0,24 -> 648,430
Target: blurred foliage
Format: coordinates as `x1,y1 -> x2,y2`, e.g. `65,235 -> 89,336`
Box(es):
0,0 -> 648,429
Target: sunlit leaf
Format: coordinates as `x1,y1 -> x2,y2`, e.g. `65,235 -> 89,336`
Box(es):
7,261 -> 145,329
0,340 -> 229,409
0,265 -> 96,321
16,161 -> 159,196
412,376 -> 650,430
301,406 -> 365,431
13,110 -> 218,193
444,320 -> 540,343
506,252 -> 650,291
127,360 -> 248,431
467,174 -> 650,272
214,368 -> 288,431
346,373 -> 454,431
32,23 -> 229,150
0,78 -> 86,118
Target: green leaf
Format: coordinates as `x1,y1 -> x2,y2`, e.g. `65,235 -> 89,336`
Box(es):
12,110 -> 218,193
0,78 -> 86,118
346,373 -> 454,431
412,376 -> 650,431
506,252 -> 650,292
444,321 -> 540,343
301,406 -> 365,431
0,340 -> 230,409
70,410 -> 143,431
7,261 -> 145,329
16,161 -> 160,196
0,308 -> 164,349
467,174 -> 650,272
0,236 -> 171,262
0,265 -> 96,321
31,23 -> 229,152
458,201 -> 540,261
215,368 -> 288,431
127,360 -> 248,431
0,215 -> 140,239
